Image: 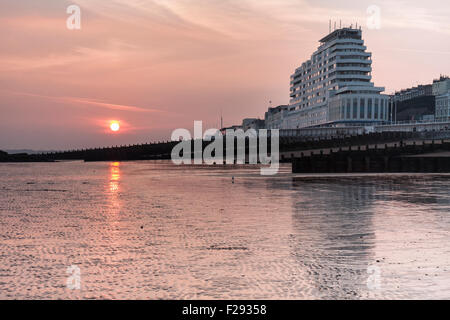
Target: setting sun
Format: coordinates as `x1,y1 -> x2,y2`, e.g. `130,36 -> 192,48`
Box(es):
110,121 -> 120,132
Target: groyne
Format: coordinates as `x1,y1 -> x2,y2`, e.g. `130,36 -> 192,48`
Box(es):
292,139 -> 450,173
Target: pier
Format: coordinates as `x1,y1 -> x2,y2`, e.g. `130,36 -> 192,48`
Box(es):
291,139 -> 450,173
2,121 -> 450,174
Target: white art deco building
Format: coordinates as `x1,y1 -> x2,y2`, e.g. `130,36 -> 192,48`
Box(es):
284,27 -> 389,129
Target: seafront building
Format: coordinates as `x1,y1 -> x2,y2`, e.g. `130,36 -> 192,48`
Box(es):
388,76 -> 449,122
435,92 -> 450,121
264,105 -> 289,129
433,76 -> 450,122
242,118 -> 265,131
285,27 -> 389,129
432,76 -> 450,96
224,29 -> 448,133
392,84 -> 433,102
389,84 -> 435,121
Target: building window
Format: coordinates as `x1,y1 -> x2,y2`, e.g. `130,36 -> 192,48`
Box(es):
368,98 -> 372,119
374,98 -> 379,119
380,99 -> 384,120
341,100 -> 345,119
384,99 -> 388,119
346,99 -> 351,119
360,98 -> 365,119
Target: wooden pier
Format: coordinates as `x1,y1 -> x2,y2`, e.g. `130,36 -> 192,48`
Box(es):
292,139 -> 450,173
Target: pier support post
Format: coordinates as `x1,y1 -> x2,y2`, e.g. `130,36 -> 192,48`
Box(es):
383,156 -> 389,172
365,156 -> 370,172
347,157 -> 353,173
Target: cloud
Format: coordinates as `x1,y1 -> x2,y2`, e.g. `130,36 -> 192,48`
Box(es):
0,0 -> 449,149
67,97 -> 162,113
3,90 -> 164,113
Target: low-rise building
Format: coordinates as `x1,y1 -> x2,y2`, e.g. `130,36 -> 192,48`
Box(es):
242,118 -> 265,131
264,105 -> 289,129
390,95 -> 435,121
392,84 -> 432,102
220,125 -> 243,135
389,83 -> 436,122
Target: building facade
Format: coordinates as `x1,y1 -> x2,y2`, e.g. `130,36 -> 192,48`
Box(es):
264,105 -> 289,129
392,84 -> 433,102
432,76 -> 450,96
435,92 -> 450,121
390,95 -> 435,121
286,27 -> 389,129
242,118 -> 265,131
389,83 -> 435,122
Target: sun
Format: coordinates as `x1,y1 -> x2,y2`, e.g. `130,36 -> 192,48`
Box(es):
110,121 -> 120,132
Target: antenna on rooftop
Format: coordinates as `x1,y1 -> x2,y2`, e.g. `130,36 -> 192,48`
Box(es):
340,20 -> 342,28
334,21 -> 336,30
329,20 -> 331,33
355,22 -> 358,29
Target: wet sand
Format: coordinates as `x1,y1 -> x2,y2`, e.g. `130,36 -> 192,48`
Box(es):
0,161 -> 449,299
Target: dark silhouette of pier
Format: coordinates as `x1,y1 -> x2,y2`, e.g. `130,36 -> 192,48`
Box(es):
290,134 -> 450,173
2,130 -> 450,173
0,141 -> 177,162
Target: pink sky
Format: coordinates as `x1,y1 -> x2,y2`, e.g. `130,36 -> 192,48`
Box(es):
1,0 -> 449,149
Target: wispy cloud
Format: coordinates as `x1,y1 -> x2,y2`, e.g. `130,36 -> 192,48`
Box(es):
0,0 -> 449,149
386,48 -> 450,55
3,90 -> 163,113
67,97 -> 161,113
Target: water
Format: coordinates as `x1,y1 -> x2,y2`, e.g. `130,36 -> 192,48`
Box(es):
0,161 -> 449,299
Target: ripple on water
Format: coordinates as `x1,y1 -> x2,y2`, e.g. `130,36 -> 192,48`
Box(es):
0,162 -> 449,299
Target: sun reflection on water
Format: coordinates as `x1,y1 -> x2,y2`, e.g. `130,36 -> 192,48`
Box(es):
108,162 -> 121,216
109,162 -> 120,193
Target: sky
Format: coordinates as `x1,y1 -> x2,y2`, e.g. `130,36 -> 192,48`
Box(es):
0,0 -> 449,150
